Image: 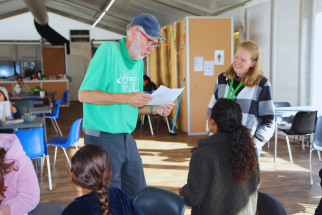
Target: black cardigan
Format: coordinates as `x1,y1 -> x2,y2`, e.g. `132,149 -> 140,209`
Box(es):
181,132 -> 261,215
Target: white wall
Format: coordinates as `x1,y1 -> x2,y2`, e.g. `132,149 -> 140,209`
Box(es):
311,0 -> 322,111
0,12 -> 124,40
245,0 -> 301,106
246,2 -> 271,81
273,0 -> 300,106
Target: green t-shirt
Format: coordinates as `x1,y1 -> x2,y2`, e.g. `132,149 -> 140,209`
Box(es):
79,41 -> 143,134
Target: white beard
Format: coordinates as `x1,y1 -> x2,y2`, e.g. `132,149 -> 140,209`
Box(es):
129,35 -> 145,60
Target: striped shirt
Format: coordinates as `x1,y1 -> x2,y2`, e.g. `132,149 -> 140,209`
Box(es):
207,72 -> 275,149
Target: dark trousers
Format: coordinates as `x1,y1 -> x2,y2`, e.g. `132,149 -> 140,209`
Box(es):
84,129 -> 146,200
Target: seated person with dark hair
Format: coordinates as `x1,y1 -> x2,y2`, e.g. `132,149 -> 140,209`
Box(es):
143,75 -> 157,92
14,77 -> 31,94
0,88 -> 22,119
0,88 -> 22,133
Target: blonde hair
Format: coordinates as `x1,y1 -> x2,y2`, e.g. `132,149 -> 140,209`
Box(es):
225,40 -> 263,87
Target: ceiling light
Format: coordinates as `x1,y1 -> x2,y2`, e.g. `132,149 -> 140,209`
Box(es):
92,0 -> 116,28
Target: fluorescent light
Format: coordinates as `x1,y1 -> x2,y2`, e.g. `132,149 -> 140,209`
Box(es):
92,0 -> 116,28
104,0 -> 116,11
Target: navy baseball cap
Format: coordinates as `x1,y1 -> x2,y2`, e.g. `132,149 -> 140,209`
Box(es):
131,14 -> 166,41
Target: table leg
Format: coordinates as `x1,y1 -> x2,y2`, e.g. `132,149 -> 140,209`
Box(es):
274,117 -> 278,163
43,114 -> 47,142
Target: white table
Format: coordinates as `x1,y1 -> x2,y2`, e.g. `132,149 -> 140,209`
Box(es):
274,106 -> 318,162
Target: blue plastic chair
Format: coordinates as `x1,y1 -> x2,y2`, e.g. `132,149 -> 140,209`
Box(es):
52,90 -> 69,115
14,128 -> 52,190
45,100 -> 62,137
23,97 -> 38,102
62,90 -> 69,104
47,118 -> 83,168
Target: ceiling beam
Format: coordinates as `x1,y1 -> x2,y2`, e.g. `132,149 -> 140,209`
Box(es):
210,0 -> 252,16
0,8 -> 29,20
51,0 -> 129,23
46,7 -> 125,35
150,0 -> 207,16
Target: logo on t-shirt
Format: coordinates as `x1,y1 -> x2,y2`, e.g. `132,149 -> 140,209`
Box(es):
117,72 -> 139,93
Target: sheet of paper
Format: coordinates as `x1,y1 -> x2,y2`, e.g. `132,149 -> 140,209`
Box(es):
5,119 -> 23,124
194,56 -> 203,71
214,50 -> 224,65
147,85 -> 184,106
0,101 -> 12,117
204,61 -> 214,76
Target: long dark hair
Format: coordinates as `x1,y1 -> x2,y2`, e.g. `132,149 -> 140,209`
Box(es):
211,99 -> 258,183
68,144 -> 111,215
0,148 -> 18,204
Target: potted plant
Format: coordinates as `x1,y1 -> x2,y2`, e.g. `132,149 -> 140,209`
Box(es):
39,88 -> 46,98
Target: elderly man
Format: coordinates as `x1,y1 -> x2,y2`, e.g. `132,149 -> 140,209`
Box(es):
78,14 -> 174,200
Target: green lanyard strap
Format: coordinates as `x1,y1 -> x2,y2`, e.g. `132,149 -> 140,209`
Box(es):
227,73 -> 243,100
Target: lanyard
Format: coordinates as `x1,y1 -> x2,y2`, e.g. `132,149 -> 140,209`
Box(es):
227,73 -> 243,100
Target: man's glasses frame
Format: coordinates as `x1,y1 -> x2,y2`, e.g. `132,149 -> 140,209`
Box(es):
137,29 -> 159,47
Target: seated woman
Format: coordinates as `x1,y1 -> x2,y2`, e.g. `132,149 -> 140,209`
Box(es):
0,134 -> 40,215
179,99 -> 260,215
62,144 -> 144,215
0,89 -> 22,119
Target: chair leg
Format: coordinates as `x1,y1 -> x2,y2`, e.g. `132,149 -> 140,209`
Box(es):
46,155 -> 52,190
51,118 -> 58,134
310,146 -> 313,185
140,115 -> 143,133
318,151 -> 321,162
62,148 -> 71,167
286,136 -> 293,164
40,157 -> 44,181
53,146 -> 58,169
157,115 -> 160,132
165,116 -> 171,132
147,115 -> 154,135
53,118 -> 63,137
302,135 -> 305,151
74,144 -> 79,151
267,141 -> 270,149
142,114 -> 145,125
34,159 -> 38,176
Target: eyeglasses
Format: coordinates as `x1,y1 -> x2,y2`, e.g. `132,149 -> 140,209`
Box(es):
137,29 -> 159,47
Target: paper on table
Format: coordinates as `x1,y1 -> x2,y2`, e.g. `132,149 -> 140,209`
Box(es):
5,119 -> 23,124
0,101 -> 12,117
147,85 -> 184,106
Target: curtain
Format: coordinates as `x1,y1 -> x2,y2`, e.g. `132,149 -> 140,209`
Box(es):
148,19 -> 186,130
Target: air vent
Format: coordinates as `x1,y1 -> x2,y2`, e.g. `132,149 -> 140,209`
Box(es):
70,30 -> 90,43
70,30 -> 90,36
71,38 -> 90,42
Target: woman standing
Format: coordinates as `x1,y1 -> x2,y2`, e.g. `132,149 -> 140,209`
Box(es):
207,41 -> 274,154
180,99 -> 260,215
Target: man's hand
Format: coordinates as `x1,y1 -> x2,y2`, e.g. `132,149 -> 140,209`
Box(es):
127,92 -> 153,107
155,103 -> 175,116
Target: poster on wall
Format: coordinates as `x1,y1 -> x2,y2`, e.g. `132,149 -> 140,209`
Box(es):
194,57 -> 203,71
214,50 -> 224,65
204,61 -> 214,76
